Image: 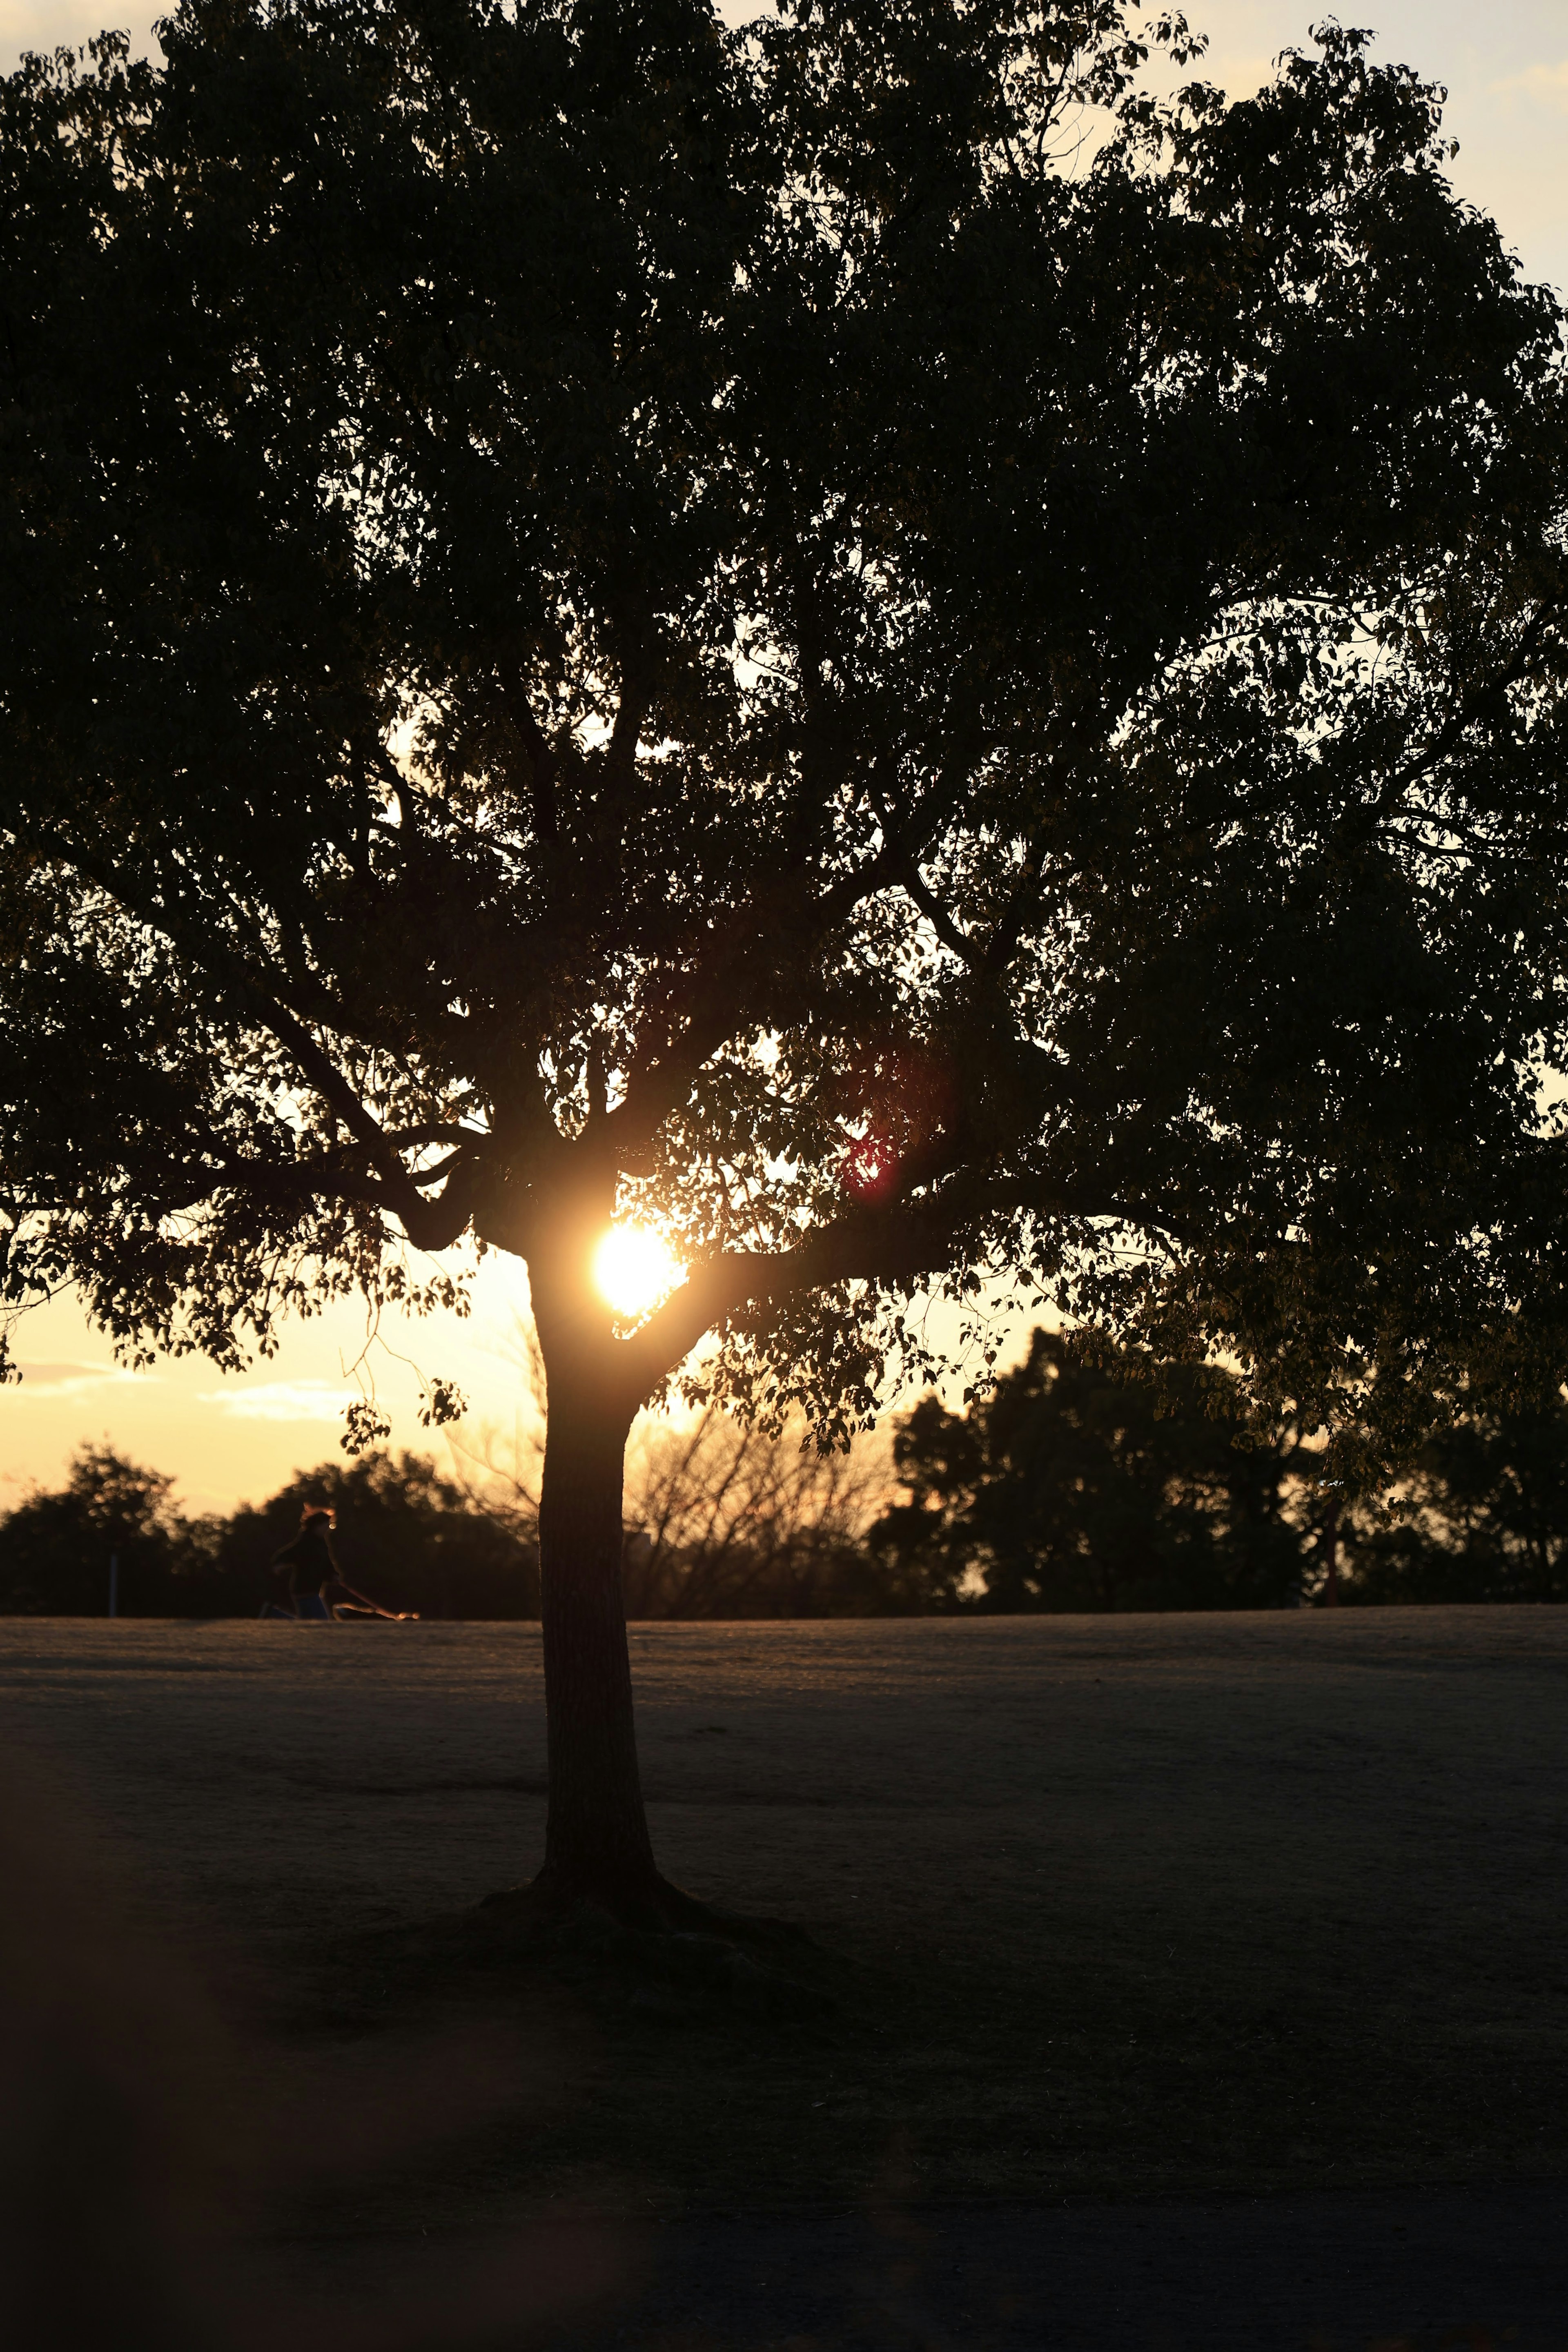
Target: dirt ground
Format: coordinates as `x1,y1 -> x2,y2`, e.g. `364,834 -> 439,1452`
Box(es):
2,1611 -> 1566,2343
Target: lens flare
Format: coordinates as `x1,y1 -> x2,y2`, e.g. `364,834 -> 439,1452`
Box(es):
593,1224 -> 683,1318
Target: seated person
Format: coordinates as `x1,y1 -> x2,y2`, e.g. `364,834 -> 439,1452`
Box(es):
259,1503 -> 417,1621
260,1503 -> 341,1621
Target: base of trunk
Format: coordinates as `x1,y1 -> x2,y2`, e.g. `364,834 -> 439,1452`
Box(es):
323,1878 -> 837,2031
521,1856 -> 695,1933
456,1872 -> 834,2021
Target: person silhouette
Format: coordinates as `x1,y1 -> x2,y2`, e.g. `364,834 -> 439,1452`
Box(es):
258,1503 -> 418,1621
260,1503 -> 339,1620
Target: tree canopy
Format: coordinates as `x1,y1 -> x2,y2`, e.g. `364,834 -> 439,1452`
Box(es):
3,0 -> 1565,1452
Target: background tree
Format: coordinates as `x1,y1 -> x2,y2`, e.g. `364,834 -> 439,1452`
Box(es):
0,1444 -> 196,1614
871,1329 -> 1307,1610
1344,1381 -> 1568,1604
621,1406 -> 902,1616
3,0 -> 1566,1922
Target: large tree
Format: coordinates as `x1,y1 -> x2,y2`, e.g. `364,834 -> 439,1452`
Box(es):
2,0 -> 1566,1919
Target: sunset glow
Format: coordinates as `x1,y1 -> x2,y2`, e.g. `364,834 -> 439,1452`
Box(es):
593,1224 -> 683,1319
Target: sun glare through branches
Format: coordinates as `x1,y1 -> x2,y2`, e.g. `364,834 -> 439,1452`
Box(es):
593,1225 -> 684,1321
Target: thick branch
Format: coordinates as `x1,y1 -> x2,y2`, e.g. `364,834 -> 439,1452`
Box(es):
896,858 -> 980,968
495,666 -> 575,846
605,651 -> 652,797
609,1176 -> 1191,1412
608,706 -> 987,1157
34,826 -> 470,1248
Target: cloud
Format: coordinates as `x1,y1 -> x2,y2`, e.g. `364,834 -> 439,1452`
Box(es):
1490,60 -> 1568,112
198,1380 -> 354,1424
10,1360 -> 151,1398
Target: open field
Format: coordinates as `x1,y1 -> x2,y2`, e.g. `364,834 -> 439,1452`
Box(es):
5,1610 -> 1568,2196
3,1610 -> 1568,2343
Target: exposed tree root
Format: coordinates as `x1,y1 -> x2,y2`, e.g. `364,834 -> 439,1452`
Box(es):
330,1875 -> 841,2031
472,1875 -> 837,2024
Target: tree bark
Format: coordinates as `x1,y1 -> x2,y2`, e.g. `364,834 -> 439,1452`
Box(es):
1320,1499 -> 1341,1607
532,1372 -> 662,1915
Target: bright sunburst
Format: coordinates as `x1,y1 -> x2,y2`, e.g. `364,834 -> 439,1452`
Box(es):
593,1223 -> 684,1319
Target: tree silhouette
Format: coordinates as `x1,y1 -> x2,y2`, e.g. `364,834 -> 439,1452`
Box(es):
2,1 -> 1566,1918
0,1445 -> 187,1615
871,1330 -> 1307,1611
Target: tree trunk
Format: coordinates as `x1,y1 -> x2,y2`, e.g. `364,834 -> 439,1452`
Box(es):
1320,1499 -> 1340,1607
533,1375 -> 662,1915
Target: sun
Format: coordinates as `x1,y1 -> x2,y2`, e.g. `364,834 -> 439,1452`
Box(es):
593,1223 -> 684,1319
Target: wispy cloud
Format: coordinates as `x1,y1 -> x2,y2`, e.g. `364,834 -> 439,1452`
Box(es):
1490,60 -> 1568,112
197,1379 -> 354,1424
10,1360 -> 151,1398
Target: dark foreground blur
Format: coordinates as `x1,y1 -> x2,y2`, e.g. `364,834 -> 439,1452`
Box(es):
0,1745 -> 644,2351
4,1739 -> 1566,2351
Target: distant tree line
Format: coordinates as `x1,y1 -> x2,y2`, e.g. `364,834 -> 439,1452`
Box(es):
870,1332 -> 1308,1612
6,1331 -> 1568,1617
0,1446 -> 537,1621
869,1332 -> 1568,1610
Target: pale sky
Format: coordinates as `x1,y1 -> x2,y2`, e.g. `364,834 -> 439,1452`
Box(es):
2,2 -> 1563,1508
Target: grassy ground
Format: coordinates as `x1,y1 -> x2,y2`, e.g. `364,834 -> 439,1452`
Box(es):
3,1609 -> 1566,2242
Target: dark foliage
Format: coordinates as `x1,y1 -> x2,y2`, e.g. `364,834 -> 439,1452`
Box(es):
1345,1390 -> 1568,1604
0,1445 -> 537,1619
0,1445 -> 207,1617
874,1333 -> 1568,1612
872,1330 -> 1313,1611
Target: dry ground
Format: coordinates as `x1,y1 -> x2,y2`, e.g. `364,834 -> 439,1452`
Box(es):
3,1606 -> 1566,2245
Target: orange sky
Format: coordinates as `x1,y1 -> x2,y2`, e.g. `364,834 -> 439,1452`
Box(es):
2,1252 -> 550,1512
